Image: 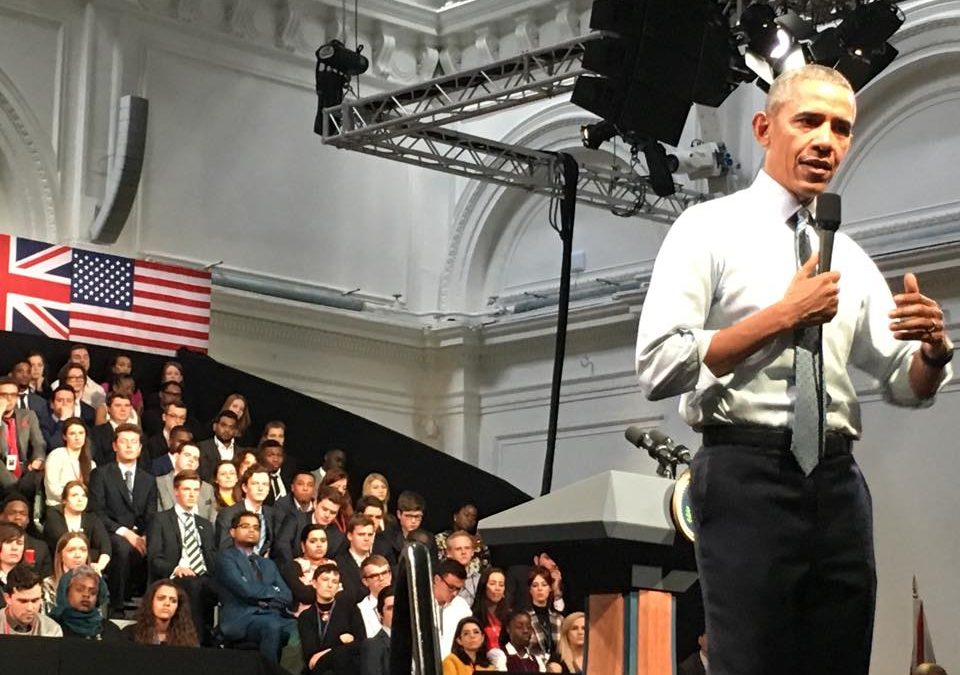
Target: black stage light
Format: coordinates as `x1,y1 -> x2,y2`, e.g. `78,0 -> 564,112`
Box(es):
640,140 -> 677,197
836,0 -> 904,51
581,120 -> 619,150
313,70 -> 348,134
836,42 -> 899,91
739,3 -> 780,57
316,40 -> 369,77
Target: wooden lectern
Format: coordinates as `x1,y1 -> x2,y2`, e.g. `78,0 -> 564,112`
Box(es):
478,470 -> 697,675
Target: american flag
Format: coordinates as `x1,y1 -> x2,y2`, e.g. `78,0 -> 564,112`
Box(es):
69,249 -> 211,355
0,234 -> 73,340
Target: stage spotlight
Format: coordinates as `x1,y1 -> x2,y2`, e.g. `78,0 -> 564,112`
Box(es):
316,39 -> 369,77
739,3 -> 780,57
640,140 -> 677,198
836,0 -> 904,51
581,121 -> 619,150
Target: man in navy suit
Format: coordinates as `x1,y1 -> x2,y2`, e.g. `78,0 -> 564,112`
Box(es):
215,464 -> 283,556
10,362 -> 51,429
217,510 -> 296,663
88,422 -> 157,617
360,587 -> 393,675
40,386 -> 78,452
147,469 -> 219,643
89,391 -> 136,466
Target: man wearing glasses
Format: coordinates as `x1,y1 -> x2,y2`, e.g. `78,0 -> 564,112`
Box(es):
432,558 -> 470,658
0,376 -> 46,495
358,554 -> 393,637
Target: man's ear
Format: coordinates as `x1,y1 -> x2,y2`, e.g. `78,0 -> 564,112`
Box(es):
752,110 -> 771,148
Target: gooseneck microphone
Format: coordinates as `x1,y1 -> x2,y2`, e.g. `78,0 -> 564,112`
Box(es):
816,192 -> 841,273
625,425 -> 673,463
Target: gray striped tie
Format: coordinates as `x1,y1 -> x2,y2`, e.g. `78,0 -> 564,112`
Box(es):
791,208 -> 825,475
182,513 -> 207,575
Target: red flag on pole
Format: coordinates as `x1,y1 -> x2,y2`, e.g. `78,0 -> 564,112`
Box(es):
910,576 -> 937,673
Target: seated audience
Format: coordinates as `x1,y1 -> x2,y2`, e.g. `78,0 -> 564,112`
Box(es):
156,442 -> 215,521
220,393 -> 253,443
100,353 -> 143,409
298,561 -> 365,675
0,375 -> 46,495
547,612 -> 584,674
433,558 -> 471,658
54,363 -> 96,427
356,496 -> 396,566
49,564 -> 120,640
197,410 -> 240,483
214,459 -> 240,509
215,463 -> 282,556
392,491 -> 429,555
26,351 -> 51,399
43,417 -> 95,506
1,495 -> 52,576
526,566 -> 563,662
678,632 -> 707,675
123,579 -> 200,646
144,360 -> 186,411
473,567 -> 510,653
141,380 -> 192,437
443,616 -> 496,675
491,610 -> 547,672
508,553 -> 565,613
276,485 -> 347,565
336,514 -> 377,602
94,377 -> 140,427
279,523 -> 331,616
42,531 -> 93,612
51,345 -> 105,408
360,587 -> 393,675
149,418 -> 194,473
321,468 -> 353,532
311,448 -> 347,484
44,481 -> 111,574
217,510 -> 296,663
0,564 -> 62,636
444,530 -> 480,605
89,391 -> 137,465
148,469 -> 219,642
357,554 -> 392,638
361,473 -> 395,530
259,439 -> 292,505
10,360 -> 51,428
0,521 -> 26,586
436,502 -> 490,573
235,448 -> 258,477
41,386 -> 80,451
274,469 -> 316,522
88,423 -> 157,617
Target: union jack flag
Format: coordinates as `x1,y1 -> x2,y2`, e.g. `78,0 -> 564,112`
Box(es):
0,234 -> 73,340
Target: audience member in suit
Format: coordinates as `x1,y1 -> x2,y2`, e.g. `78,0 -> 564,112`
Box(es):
88,423 -> 157,617
1,494 -> 52,577
43,480 -> 111,573
141,380 -> 191,437
217,510 -> 296,663
89,391 -> 137,466
0,376 -> 47,498
150,425 -> 194,477
335,514 -> 377,603
10,361 -> 52,429
357,497 -> 397,567
219,393 -> 254,447
147,470 -> 220,643
677,633 -> 708,675
357,554 -> 392,638
273,470 -> 316,523
275,485 -> 347,566
145,402 -> 190,461
280,523 -> 331,616
259,439 -> 294,506
299,561 -> 366,675
43,417 -> 96,507
310,448 -> 346,486
197,410 -> 239,483
215,463 -> 281,556
55,363 -> 98,427
360,587 -> 393,675
40,386 -> 78,452
155,442 -> 216,521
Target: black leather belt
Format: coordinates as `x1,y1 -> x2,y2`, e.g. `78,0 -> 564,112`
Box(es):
702,425 -> 854,458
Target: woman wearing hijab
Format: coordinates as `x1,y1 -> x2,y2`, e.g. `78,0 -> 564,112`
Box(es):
49,565 -> 121,640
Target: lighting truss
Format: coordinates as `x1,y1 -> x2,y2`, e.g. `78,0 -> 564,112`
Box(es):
320,34 -> 710,221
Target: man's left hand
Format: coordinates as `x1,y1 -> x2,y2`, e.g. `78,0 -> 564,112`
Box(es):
889,273 -> 951,358
29,459 -> 44,471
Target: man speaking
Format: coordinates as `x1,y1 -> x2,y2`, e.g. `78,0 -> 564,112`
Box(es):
635,64 -> 953,675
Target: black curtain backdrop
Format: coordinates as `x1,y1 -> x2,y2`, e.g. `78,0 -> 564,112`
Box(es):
0,330 -> 530,532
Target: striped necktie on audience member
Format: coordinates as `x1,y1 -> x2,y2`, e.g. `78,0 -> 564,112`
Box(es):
182,513 -> 207,575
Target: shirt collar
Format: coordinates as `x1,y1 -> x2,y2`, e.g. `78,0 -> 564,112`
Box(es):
749,169 -> 807,227
175,503 -> 197,518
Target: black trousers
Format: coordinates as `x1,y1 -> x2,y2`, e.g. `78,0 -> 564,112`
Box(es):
689,442 -> 876,675
106,534 -> 147,612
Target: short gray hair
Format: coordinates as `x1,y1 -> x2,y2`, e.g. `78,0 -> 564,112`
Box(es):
766,64 -> 854,114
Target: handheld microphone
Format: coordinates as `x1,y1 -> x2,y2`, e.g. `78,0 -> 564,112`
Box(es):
816,192 -> 841,273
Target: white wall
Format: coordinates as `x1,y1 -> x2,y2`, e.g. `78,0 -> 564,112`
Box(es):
2,0 -> 960,672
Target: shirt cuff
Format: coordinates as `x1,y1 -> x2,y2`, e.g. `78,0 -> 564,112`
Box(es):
692,329 -> 735,390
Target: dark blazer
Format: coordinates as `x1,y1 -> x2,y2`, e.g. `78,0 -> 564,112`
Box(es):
88,462 -> 157,535
263,465 -> 295,507
145,433 -> 171,461
20,391 -> 51,428
43,508 -> 112,562
146,507 -> 217,581
275,513 -> 347,567
78,401 -> 96,428
280,560 -> 318,608
215,502 -> 282,557
197,438 -> 224,484
150,453 -> 174,477
298,595 -> 365,671
360,629 -> 391,675
0,408 -> 46,489
272,494 -> 310,524
216,546 -> 293,639
89,423 -> 116,466
334,550 -> 367,604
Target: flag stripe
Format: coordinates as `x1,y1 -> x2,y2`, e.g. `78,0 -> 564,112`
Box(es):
138,259 -> 211,280
134,281 -> 210,305
19,245 -> 72,270
25,302 -> 69,339
70,325 -> 208,351
135,288 -> 210,310
124,302 -> 210,325
136,265 -> 212,288
70,331 -> 207,356
133,273 -> 211,295
70,312 -> 209,339
133,297 -> 210,319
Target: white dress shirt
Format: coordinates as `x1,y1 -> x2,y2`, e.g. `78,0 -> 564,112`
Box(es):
635,170 -> 951,437
358,594 -> 382,638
